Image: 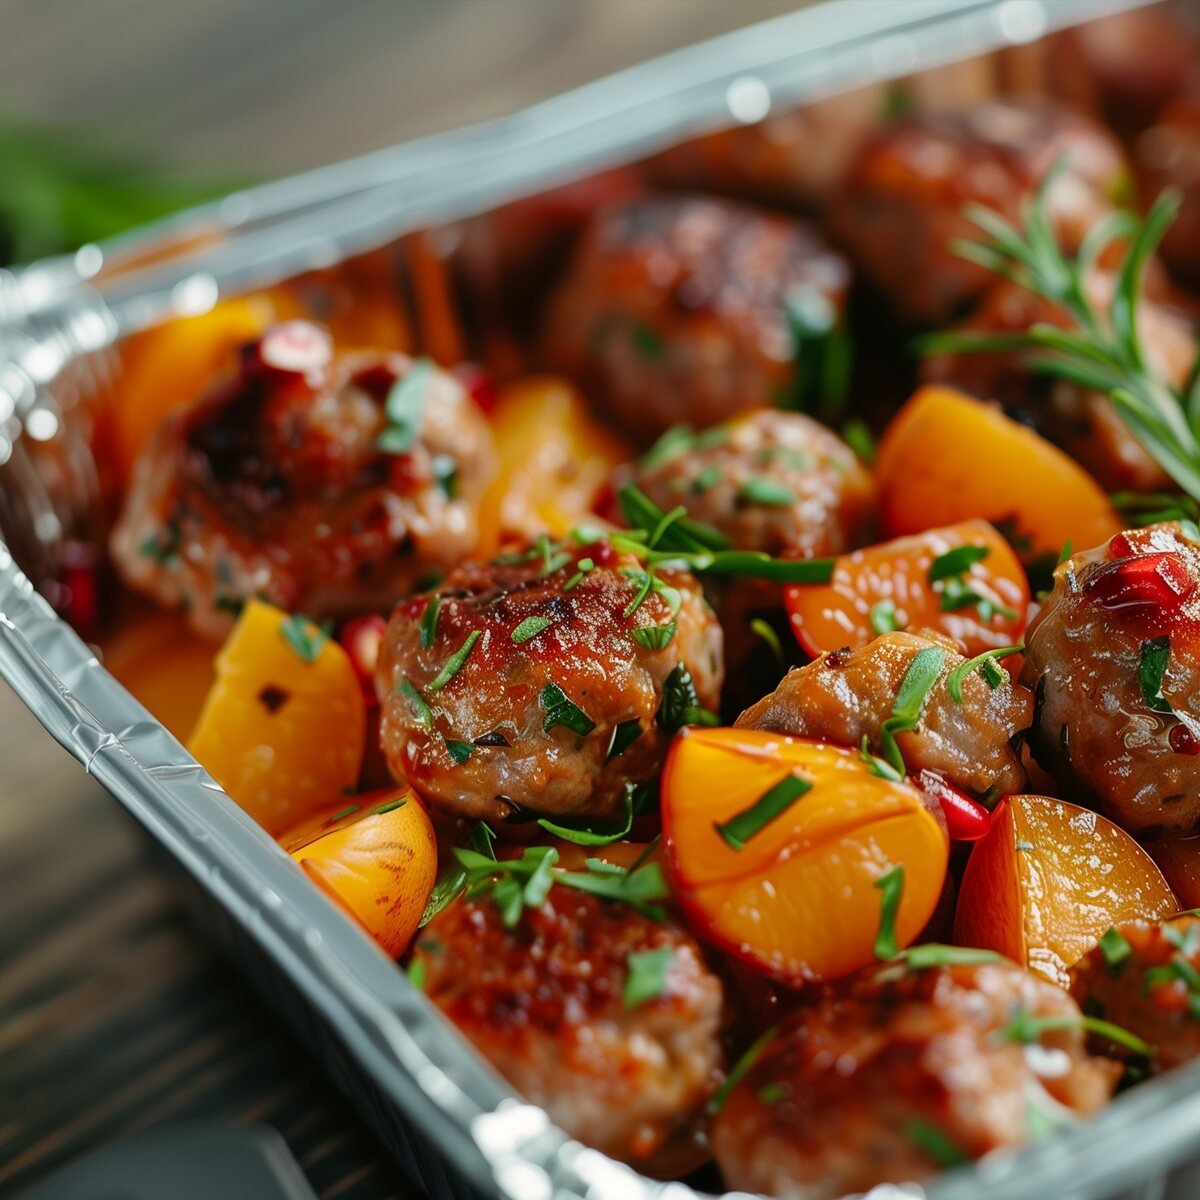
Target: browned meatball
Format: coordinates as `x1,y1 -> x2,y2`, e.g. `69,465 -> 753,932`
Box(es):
412,880 -> 724,1175
1070,915 -> 1200,1072
921,274 -> 1194,492
833,100 -> 1127,323
376,539 -> 723,822
1022,523 -> 1200,834
111,321 -> 495,638
541,193 -> 851,443
622,410 -> 874,559
711,957 -> 1118,1199
736,631 -> 1032,800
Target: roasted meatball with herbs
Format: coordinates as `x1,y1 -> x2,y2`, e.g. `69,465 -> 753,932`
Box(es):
1022,522 -> 1200,834
622,410 -> 874,559
377,539 -> 723,822
711,956 -> 1118,1199
1069,915 -> 1200,1072
921,273 -> 1194,492
542,193 -> 851,443
111,321 -> 495,638
736,630 -> 1032,800
833,100 -> 1127,323
411,866 -> 724,1175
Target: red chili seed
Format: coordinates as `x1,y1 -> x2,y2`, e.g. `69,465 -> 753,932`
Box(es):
915,769 -> 992,841
1084,552 -> 1194,613
1170,724 -> 1200,756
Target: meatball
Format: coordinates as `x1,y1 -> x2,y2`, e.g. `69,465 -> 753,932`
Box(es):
111,321 -> 495,638
736,631 -> 1032,800
1069,915 -> 1200,1072
412,882 -> 724,1175
376,540 -> 723,822
541,193 -> 851,443
1022,522 -> 1200,833
622,410 -> 874,559
921,274 -> 1194,492
711,957 -> 1118,1199
833,100 -> 1126,323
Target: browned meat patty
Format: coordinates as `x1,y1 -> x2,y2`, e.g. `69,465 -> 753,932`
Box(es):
832,100 -> 1126,323
621,409 -> 874,559
736,630 -> 1032,800
541,193 -> 851,443
412,880 -> 724,1176
111,321 -> 495,638
1069,915 -> 1200,1072
1022,522 -> 1200,833
711,956 -> 1118,1199
376,539 -> 723,822
921,273 -> 1193,492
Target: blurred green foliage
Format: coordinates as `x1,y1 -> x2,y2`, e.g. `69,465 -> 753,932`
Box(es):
0,119 -> 241,266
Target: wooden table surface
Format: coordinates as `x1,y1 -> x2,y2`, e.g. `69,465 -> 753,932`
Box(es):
0,1 -> 802,1196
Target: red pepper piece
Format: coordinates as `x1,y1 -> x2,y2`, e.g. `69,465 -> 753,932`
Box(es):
916,769 -> 992,841
339,614 -> 388,700
1084,552 -> 1194,613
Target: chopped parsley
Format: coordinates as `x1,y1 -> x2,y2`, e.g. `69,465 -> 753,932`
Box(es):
511,615 -> 554,644
377,357 -> 433,454
869,599 -> 901,635
537,786 -> 634,846
418,822 -> 497,927
738,478 -> 796,507
622,947 -> 675,1008
397,679 -> 433,726
714,772 -> 812,851
707,1026 -> 779,1115
872,865 -> 905,960
279,613 -> 331,663
630,622 -> 677,650
749,617 -> 784,667
419,595 -> 441,648
905,1120 -> 968,1169
945,645 -> 1022,704
658,662 -> 719,733
541,682 -> 596,736
606,720 -> 643,762
427,630 -> 481,692
1139,636 -> 1173,714
1000,1006 -> 1152,1059
443,737 -> 474,765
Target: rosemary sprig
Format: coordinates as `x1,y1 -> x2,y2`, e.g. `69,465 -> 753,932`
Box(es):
916,170 -> 1200,504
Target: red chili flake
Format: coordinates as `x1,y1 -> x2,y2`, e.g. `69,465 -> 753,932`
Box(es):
915,769 -> 992,841
1170,725 -> 1200,756
1084,552 -> 1194,613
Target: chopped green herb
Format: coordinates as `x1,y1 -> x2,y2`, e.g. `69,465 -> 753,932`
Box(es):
370,797 -> 407,816
1099,927 -> 1133,971
640,425 -> 695,470
444,737 -> 474,765
905,1120 -> 968,1169
622,568 -> 655,618
715,773 -> 812,851
138,522 -> 181,565
758,1082 -> 787,1106
622,947 -> 675,1008
869,599 -> 901,636
541,683 -> 596,736
631,324 -> 665,359
779,284 -> 852,424
901,944 -> 1004,971
877,647 -> 944,776
860,733 -> 903,781
538,785 -> 634,846
841,417 -> 876,464
945,645 -> 1022,704
563,557 -> 594,591
1000,1006 -> 1152,1059
606,720 -> 643,762
873,865 -> 905,960
397,679 -> 433,726
929,545 -> 990,582
431,455 -> 459,498
511,616 -> 554,644
378,358 -> 433,454
427,630 -> 481,692
1139,636 -> 1173,714
707,1026 -> 779,1115
692,465 -> 722,493
327,804 -> 361,824
631,622 -> 677,650
419,594 -> 441,648
1057,540 -> 1074,565
418,823 -> 496,927
658,662 -> 719,733
406,958 -> 427,989
278,613 -> 331,664
750,617 -> 784,667
738,478 -> 796,507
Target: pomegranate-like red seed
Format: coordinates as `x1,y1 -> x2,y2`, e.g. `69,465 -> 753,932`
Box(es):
1170,724 -> 1200,756
1108,532 -> 1134,559
1084,552 -> 1194,612
258,320 -> 333,374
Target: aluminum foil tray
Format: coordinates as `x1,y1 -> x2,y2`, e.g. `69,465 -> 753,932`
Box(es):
4,2 -> 1200,1197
